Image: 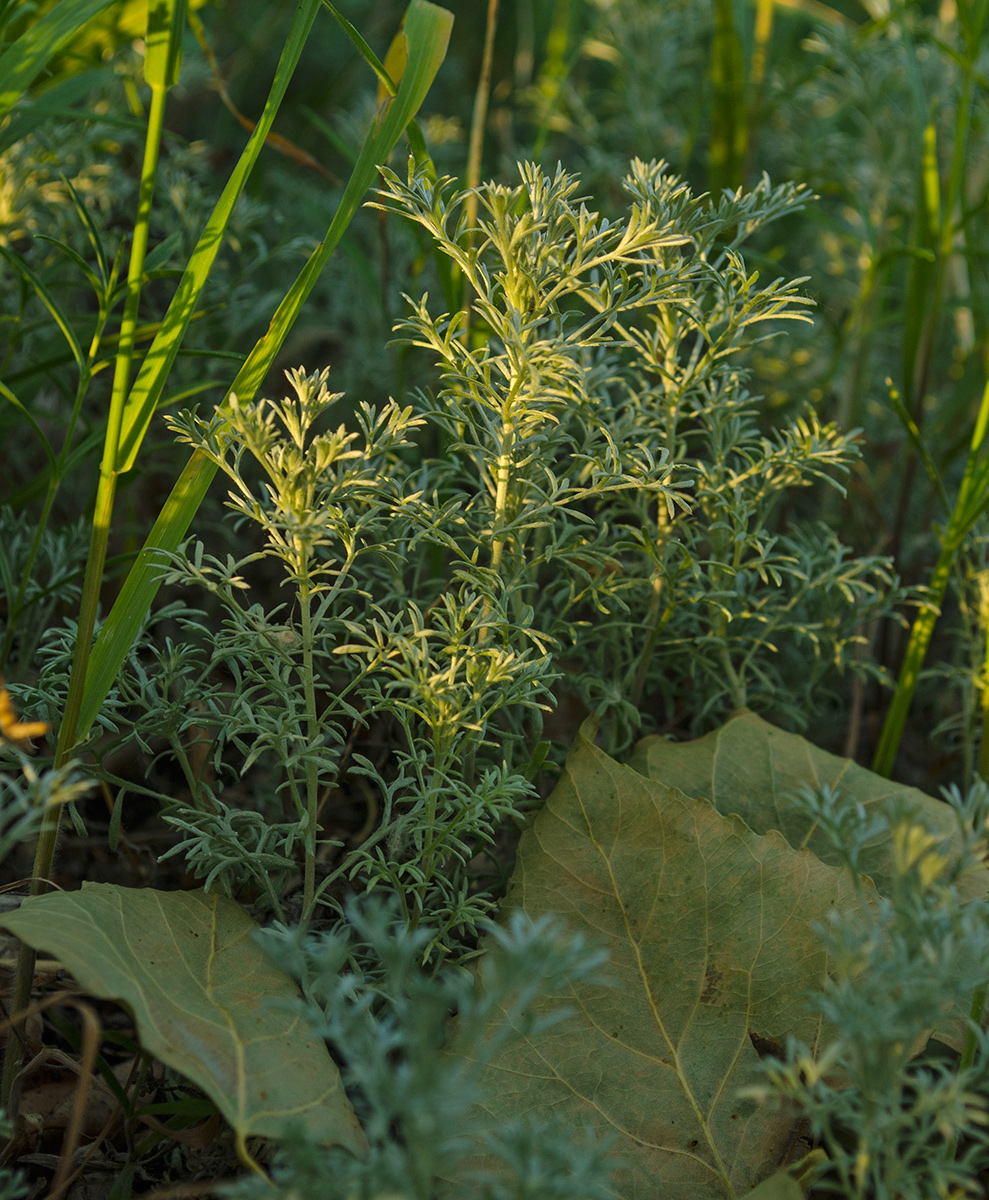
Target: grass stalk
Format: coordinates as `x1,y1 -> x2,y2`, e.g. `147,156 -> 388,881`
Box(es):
462,0 -> 499,339
68,1 -> 451,759
1,3 -> 182,1111
465,0 -> 499,227
530,0 -> 572,160
58,50 -> 171,769
874,379 -> 989,777
878,6 -> 989,775
709,0 -> 747,193
889,8 -> 984,565
744,0 -> 774,179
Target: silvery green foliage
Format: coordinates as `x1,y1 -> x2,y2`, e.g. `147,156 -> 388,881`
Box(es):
0,758 -> 90,861
224,902 -> 616,1200
137,160 -> 896,952
0,1118 -> 24,1200
378,158 -> 898,739
163,366 -> 545,945
0,1168 -> 26,1200
0,507 -> 88,675
752,782 -> 989,1200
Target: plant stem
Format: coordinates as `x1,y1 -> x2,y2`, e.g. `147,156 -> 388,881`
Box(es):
1,56 -> 170,1114
465,0 -> 499,232
874,530 -> 958,779
874,378 -> 989,777
462,0 -> 499,342
709,0 -> 746,194
297,543 -> 319,923
490,442 -> 512,574
980,616 -> 989,782
30,68 -> 168,879
629,574 -> 667,710
946,982 -> 988,1162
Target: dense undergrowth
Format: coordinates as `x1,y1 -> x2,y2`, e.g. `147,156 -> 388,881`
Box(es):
4,0 -> 989,1197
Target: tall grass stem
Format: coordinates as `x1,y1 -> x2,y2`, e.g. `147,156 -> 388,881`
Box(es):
874,379 -> 989,777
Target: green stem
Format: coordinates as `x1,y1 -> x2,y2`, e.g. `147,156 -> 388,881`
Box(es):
709,0 -> 747,194
629,574 -> 666,710
945,983 -> 987,1163
461,0 -> 498,343
61,72 -> 168,766
874,379 -> 989,777
412,766 -> 447,929
874,536 -> 956,779
719,641 -> 746,711
52,74 -> 167,771
297,545 -> 319,923
960,984 -> 987,1075
465,0 -> 498,229
1,67 -> 170,1113
490,450 -> 512,573
980,616 -> 989,782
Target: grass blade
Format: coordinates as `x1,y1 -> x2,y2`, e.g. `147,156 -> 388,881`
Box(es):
0,244 -> 85,372
709,0 -> 747,193
874,379 -> 989,776
0,68 -> 111,154
114,0 -> 323,474
0,0 -> 116,119
323,0 -> 399,96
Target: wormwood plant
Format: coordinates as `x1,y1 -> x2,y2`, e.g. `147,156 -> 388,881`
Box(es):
375,157 -> 898,739
225,901 -> 615,1200
0,747 -> 91,1200
0,11 -> 952,1197
144,363 -> 552,947
753,782 -> 989,1200
61,157 -> 902,966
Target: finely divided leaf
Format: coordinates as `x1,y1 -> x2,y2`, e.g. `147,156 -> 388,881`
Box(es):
1,884 -> 365,1155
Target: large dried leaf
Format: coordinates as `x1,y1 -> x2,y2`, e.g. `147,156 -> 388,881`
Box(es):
2,884 -> 365,1154
470,724 -> 865,1200
628,708 -> 987,900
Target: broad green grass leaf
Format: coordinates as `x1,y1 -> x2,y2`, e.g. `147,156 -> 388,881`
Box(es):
0,0 -> 116,120
144,0 -> 185,90
0,884 -> 366,1156
0,68 -> 113,155
215,0 -> 453,411
627,708 -> 988,901
472,723 -> 865,1200
113,0 -> 323,474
